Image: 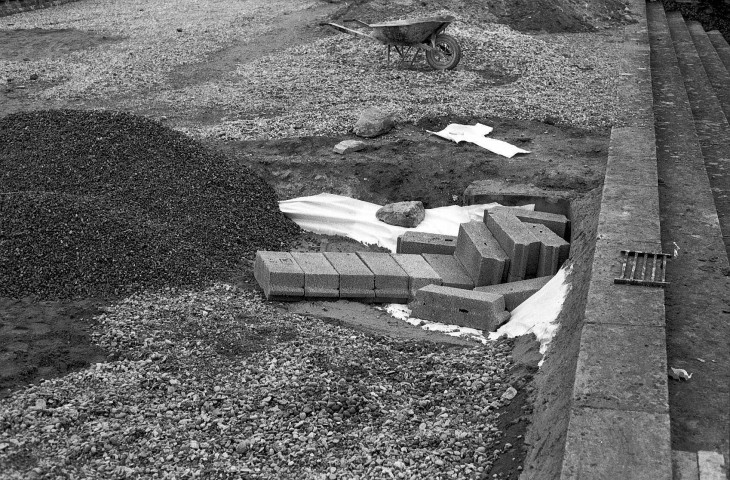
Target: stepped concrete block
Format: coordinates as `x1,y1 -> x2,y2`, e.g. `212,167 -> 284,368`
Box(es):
454,221 -> 509,286
323,252 -> 375,298
420,254 -> 474,289
390,254 -> 442,298
289,252 -> 339,298
573,323 -> 668,412
396,231 -> 457,255
561,407 -> 672,480
475,275 -> 552,311
410,284 -> 510,332
254,251 -> 304,299
484,211 -> 540,281
490,206 -> 570,239
527,223 -> 570,276
356,252 -> 409,302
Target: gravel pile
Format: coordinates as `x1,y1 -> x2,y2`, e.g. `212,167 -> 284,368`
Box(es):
0,110 -> 300,298
0,285 -> 521,479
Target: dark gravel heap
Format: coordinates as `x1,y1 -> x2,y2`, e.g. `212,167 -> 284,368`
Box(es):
0,110 -> 300,298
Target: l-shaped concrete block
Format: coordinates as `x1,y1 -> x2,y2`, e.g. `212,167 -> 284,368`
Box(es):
475,275 -> 553,311
410,284 -> 510,332
396,231 -> 458,255
455,221 -> 509,286
322,252 -> 375,298
290,252 -> 339,298
254,251 -> 305,299
527,223 -> 570,276
490,205 -> 570,239
484,211 -> 540,281
356,251 -> 410,302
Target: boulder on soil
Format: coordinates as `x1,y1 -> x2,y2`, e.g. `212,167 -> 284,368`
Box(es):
353,107 -> 395,138
333,140 -> 367,154
376,201 -> 425,228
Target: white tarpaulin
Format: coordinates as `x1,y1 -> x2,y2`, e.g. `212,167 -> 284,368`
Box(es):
427,123 -> 531,159
278,193 -> 501,252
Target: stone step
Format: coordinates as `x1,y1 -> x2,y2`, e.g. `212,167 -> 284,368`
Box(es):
396,231 -> 457,255
707,30 -> 730,73
649,1 -> 730,457
322,252 -> 375,299
355,252 -> 410,303
667,12 -> 730,258
687,22 -> 730,120
254,251 -> 305,299
420,253 -> 474,289
290,252 -> 339,298
390,253 -> 442,298
474,275 -> 552,311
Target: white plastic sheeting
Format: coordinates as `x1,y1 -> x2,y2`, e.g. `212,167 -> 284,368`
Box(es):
488,264 -> 571,358
426,123 -> 531,159
279,193 -> 500,252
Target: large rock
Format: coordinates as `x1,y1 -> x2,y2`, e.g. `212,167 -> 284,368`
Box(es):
376,201 -> 425,228
353,107 -> 395,138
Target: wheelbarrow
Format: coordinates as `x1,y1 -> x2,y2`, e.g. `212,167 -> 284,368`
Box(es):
322,16 -> 462,70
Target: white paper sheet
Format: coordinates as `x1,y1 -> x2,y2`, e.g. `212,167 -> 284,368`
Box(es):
278,193 -> 501,252
427,123 -> 531,158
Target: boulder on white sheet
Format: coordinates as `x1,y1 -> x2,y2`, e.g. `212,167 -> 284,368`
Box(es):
376,201 -> 425,228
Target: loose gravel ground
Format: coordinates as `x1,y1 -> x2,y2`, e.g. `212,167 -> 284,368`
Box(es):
0,285 -> 521,479
0,110 -> 300,299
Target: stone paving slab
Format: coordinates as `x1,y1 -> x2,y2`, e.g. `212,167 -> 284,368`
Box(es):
474,275 -> 552,311
454,221 -> 509,286
290,252 -> 339,298
410,284 -> 510,332
396,231 -> 457,255
561,407 -> 672,480
390,253 -> 442,299
572,323 -> 669,413
254,251 -> 305,299
483,211 -> 539,281
420,253 -> 474,289
356,251 -> 409,302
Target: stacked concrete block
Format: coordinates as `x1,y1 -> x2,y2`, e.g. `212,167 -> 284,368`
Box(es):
390,253 -> 443,298
454,221 -> 510,286
527,223 -> 570,277
421,253 -> 474,289
410,285 -> 511,332
396,231 -> 458,255
475,275 -> 553,311
254,251 -> 305,299
490,205 -> 570,239
290,252 -> 339,298
356,251 -> 410,302
484,211 -> 540,282
322,252 -> 375,299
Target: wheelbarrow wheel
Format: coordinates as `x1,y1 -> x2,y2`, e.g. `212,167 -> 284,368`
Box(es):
426,34 -> 461,70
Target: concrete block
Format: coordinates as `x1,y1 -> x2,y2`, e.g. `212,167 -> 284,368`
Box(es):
390,253 -> 442,298
484,211 -> 540,281
355,252 -> 409,302
290,252 -> 339,298
475,275 -> 552,311
253,251 -> 304,299
421,254 -> 474,289
463,179 -> 573,217
410,284 -> 510,332
527,223 -> 570,277
322,252 -> 375,298
490,205 -> 570,239
572,323 -> 669,413
454,221 -> 509,286
396,231 -> 457,255
561,407 -> 672,480
698,451 -> 726,480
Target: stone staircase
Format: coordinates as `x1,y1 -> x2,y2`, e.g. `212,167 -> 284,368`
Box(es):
548,2 -> 730,478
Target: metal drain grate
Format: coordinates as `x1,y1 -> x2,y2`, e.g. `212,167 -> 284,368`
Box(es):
614,250 -> 672,287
